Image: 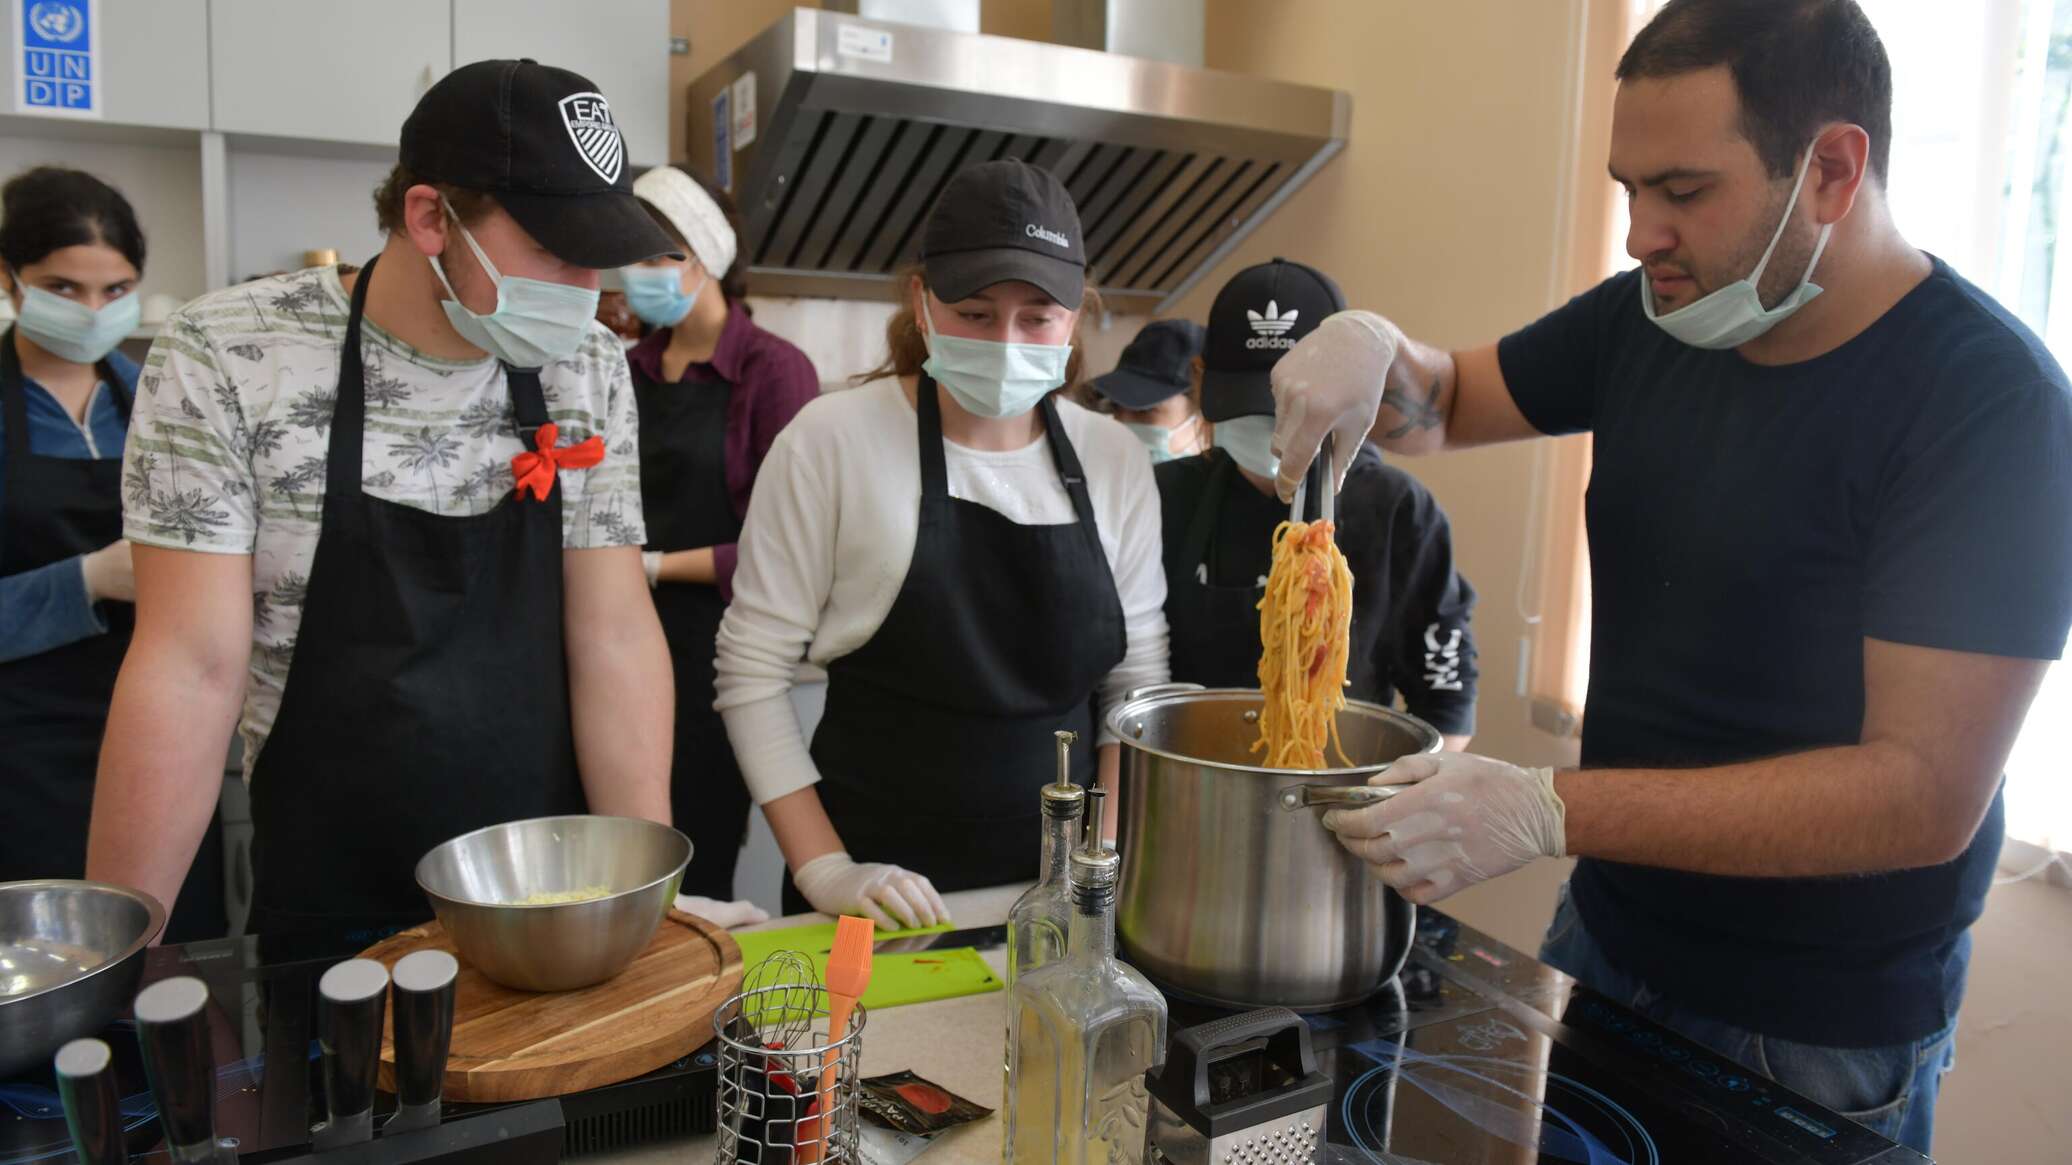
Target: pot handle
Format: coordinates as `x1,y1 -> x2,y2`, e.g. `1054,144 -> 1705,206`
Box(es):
1123,681 -> 1205,703
1278,781 -> 1404,811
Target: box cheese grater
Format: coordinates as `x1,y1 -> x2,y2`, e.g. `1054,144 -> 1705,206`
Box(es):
1145,1008 -> 1332,1165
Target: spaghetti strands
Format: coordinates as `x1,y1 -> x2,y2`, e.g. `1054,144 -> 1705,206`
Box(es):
1253,519 -> 1355,769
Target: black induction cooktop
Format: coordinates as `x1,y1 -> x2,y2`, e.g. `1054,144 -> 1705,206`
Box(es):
1165,911 -> 1933,1165
0,928 -> 715,1164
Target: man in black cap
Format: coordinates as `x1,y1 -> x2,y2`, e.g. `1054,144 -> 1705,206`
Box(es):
1154,258 -> 1477,750
92,60 -> 687,937
1091,319 -> 1208,463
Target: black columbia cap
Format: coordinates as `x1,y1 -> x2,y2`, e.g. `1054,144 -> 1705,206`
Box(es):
1201,258 -> 1345,421
922,160 -> 1085,306
1093,319 -> 1206,409
400,59 -> 681,269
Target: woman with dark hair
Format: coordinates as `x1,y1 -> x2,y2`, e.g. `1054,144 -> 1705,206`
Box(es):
714,159 -> 1169,927
625,164 -> 817,903
0,165 -> 223,937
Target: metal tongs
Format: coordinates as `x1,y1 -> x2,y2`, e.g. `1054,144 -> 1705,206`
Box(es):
1288,433 -> 1337,530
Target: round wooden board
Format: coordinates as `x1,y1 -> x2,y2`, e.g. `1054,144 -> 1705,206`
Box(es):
357,908 -> 743,1103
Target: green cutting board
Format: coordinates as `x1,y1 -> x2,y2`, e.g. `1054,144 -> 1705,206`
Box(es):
732,922 -> 1004,1010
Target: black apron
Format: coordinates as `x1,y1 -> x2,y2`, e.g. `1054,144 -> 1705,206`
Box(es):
0,332 -> 226,940
786,378 -> 1126,910
1165,450 -> 1270,688
245,257 -> 584,940
633,360 -> 748,899
1165,449 -> 1383,696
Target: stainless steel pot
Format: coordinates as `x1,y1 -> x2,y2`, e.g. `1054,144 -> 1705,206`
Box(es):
1107,684 -> 1441,1012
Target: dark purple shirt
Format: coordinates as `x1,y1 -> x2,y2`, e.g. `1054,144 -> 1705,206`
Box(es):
626,300 -> 820,598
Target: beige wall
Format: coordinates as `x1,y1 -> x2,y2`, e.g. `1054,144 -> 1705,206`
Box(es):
1175,0 -> 1590,771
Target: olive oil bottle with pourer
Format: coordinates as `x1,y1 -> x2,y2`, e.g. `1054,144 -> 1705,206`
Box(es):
1006,730 -> 1085,987
1003,785 -> 1168,1164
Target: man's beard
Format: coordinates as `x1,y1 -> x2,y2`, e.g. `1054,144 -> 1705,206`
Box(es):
1695,181 -> 1822,310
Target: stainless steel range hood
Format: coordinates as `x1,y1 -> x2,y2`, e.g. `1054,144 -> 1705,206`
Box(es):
686,7 -> 1350,314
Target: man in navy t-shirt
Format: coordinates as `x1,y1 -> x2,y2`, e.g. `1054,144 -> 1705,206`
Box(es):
1265,0 -> 2072,1154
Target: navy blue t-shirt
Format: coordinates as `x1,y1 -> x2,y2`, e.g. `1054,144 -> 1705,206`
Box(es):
1498,259 -> 2072,1047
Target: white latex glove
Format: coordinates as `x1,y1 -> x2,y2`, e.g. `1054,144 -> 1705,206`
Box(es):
1319,752 -> 1566,905
1268,310 -> 1402,501
641,550 -> 663,588
792,851 -> 949,930
80,540 -> 135,604
673,893 -> 771,929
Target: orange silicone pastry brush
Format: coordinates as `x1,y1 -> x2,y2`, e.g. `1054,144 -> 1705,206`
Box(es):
799,914 -> 874,1164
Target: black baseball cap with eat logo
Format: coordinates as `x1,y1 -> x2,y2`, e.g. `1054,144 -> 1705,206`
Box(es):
400,58 -> 681,269
922,160 -> 1086,307
1201,257 -> 1346,421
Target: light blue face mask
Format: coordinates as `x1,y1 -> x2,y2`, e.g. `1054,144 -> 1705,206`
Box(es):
1214,414 -> 1279,480
920,303 -> 1073,420
1641,141 -> 1833,350
1124,414 -> 1198,464
16,285 -> 140,365
621,264 -> 706,329
427,199 -> 600,368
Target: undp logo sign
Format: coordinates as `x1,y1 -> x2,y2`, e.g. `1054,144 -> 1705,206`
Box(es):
16,0 -> 100,117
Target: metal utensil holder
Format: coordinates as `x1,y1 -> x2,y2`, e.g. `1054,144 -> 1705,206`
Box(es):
713,984 -> 869,1164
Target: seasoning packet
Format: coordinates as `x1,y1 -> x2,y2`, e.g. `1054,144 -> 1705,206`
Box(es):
856,1070 -> 992,1136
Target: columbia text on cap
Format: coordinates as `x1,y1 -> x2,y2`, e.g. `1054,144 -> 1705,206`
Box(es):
921,159 -> 1087,307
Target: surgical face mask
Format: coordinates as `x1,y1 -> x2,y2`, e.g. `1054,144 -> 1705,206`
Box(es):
621,264 -> 706,329
1214,414 -> 1279,480
427,199 -> 600,368
920,303 -> 1072,420
1124,413 -> 1198,464
1641,141 -> 1833,350
16,285 -> 140,365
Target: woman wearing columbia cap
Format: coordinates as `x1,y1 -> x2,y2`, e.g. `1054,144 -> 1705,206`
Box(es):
623,164 -> 817,903
715,159 -> 1171,928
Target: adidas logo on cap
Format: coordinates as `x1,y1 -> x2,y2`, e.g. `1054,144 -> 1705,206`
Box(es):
1245,300 -> 1298,349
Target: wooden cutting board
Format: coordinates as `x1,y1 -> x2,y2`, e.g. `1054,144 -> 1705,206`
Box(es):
357,908 -> 742,1103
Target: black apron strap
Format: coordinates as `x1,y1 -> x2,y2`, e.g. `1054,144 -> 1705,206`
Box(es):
913,374 -> 950,501
99,356 -> 131,424
509,363 -> 549,447
1,328 -> 31,460
327,256 -> 378,502
1179,448 -> 1236,578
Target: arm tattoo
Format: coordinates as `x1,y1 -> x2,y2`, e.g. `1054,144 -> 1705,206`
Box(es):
1381,376 -> 1446,440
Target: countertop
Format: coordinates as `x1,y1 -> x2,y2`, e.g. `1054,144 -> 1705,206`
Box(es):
592,883 -> 1027,1165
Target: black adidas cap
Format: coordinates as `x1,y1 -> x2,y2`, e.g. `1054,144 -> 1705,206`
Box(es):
1093,319 -> 1205,409
922,160 -> 1086,307
400,59 -> 681,269
1201,257 -> 1345,421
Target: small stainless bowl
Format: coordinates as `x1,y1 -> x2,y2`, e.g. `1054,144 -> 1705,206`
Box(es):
415,816 -> 691,992
0,880 -> 167,1078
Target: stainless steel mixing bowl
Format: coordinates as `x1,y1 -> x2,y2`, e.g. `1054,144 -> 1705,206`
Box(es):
0,880 -> 167,1078
415,815 -> 691,992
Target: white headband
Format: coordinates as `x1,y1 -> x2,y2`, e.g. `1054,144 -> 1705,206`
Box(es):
632,166 -> 737,278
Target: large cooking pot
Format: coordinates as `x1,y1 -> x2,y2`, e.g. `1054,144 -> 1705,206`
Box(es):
1108,684 -> 1441,1012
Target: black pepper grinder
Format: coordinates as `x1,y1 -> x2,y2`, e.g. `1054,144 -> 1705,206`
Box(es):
133,976 -> 236,1163
54,1038 -> 126,1165
311,958 -> 389,1151
384,948 -> 459,1134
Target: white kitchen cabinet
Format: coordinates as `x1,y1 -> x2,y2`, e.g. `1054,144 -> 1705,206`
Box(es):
208,0 -> 448,146
452,0 -> 669,167
0,0 -> 210,131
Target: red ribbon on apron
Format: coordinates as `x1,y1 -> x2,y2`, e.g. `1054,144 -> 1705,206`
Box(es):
511,422 -> 605,502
